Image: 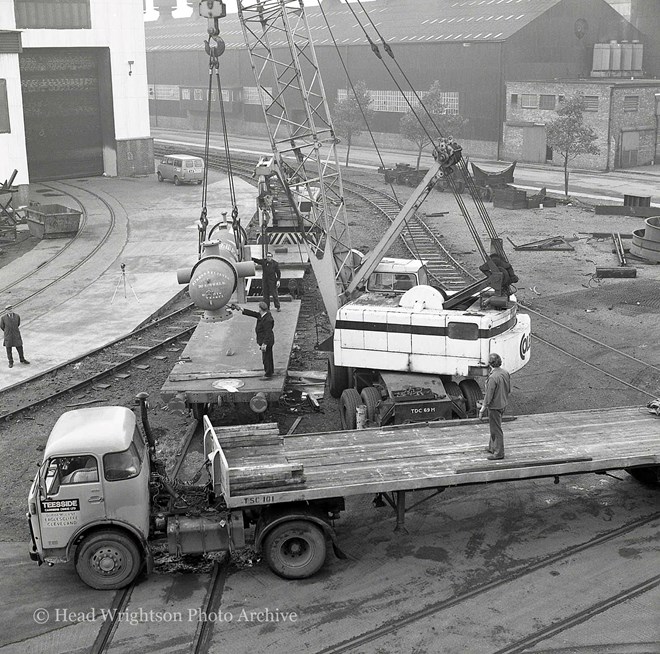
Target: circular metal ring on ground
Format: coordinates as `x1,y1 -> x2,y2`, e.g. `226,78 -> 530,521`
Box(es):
630,218 -> 660,263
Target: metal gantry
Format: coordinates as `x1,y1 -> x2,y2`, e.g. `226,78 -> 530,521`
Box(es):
235,0 -> 355,323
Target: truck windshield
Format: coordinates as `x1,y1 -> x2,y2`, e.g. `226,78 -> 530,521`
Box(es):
104,442 -> 142,481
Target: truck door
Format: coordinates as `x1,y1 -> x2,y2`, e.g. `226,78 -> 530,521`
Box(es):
38,455 -> 105,550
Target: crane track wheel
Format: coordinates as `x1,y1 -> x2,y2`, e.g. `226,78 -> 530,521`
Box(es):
327,358 -> 349,399
360,387 -> 382,424
459,379 -> 483,417
339,389 -> 363,430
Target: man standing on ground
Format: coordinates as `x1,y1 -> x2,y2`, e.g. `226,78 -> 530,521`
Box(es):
1,304 -> 30,369
478,352 -> 510,460
231,301 -> 275,378
252,251 -> 282,312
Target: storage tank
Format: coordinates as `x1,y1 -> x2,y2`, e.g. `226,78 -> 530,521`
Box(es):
592,43 -> 610,72
610,41 -> 622,72
621,41 -> 633,71
631,40 -> 643,71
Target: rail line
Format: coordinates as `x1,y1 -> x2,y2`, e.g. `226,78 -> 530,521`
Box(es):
0,304 -> 197,420
2,181 -> 120,307
155,139 -> 660,402
318,511 -> 660,654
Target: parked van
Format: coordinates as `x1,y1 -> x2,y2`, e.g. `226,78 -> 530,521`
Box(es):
157,154 -> 204,185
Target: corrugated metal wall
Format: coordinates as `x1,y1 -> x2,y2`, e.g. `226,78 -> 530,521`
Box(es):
14,0 -> 91,30
20,48 -> 105,180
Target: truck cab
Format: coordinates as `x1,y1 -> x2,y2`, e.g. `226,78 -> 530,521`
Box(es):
28,406 -> 151,589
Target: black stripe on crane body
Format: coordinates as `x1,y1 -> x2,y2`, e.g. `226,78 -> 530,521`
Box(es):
335,317 -> 517,340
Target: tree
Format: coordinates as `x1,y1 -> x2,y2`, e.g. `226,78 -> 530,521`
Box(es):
546,94 -> 600,197
400,81 -> 467,170
332,81 -> 375,167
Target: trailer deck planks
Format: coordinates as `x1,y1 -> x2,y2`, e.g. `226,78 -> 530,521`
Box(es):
161,300 -> 302,405
204,407 -> 660,508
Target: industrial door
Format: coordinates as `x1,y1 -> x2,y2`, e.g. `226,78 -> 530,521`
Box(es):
521,125 -> 546,163
20,49 -> 107,180
620,131 -> 639,168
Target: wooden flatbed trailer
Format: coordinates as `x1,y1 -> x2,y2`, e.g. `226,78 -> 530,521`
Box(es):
202,406 -> 659,577
160,300 -> 302,417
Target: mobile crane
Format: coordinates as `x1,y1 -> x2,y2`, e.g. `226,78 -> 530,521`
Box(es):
203,0 -> 531,428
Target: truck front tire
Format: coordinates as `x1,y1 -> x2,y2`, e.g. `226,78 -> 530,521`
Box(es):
75,530 -> 142,590
327,358 -> 349,399
263,520 -> 327,579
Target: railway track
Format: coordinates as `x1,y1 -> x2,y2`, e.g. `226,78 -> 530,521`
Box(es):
1,181 -> 120,308
155,138 -> 660,405
0,304 -> 198,420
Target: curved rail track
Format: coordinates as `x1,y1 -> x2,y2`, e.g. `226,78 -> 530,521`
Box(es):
0,304 -> 197,420
1,181 -> 120,306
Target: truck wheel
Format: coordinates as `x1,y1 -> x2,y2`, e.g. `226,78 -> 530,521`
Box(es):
481,186 -> 493,202
361,386 -> 381,423
263,520 -> 327,579
157,172 -> 163,182
174,175 -> 180,186
459,379 -> 483,417
75,530 -> 142,590
339,388 -> 363,430
327,358 -> 349,399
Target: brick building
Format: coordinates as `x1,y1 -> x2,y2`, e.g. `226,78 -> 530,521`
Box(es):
504,78 -> 660,171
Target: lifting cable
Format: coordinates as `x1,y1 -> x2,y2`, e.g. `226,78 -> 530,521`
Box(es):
201,28 -> 243,258
350,0 -> 504,264
318,3 -> 434,269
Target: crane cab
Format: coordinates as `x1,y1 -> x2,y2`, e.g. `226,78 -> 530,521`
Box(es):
367,258 -> 429,293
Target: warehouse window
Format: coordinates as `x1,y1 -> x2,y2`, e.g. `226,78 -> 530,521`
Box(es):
0,80 -> 10,134
194,88 -> 203,101
539,94 -> 556,110
14,0 -> 91,29
181,88 -> 191,100
510,93 -> 518,107
623,95 -> 639,112
338,89 -> 459,114
242,86 -> 272,105
582,96 -> 599,112
520,94 -> 538,109
154,85 -> 179,101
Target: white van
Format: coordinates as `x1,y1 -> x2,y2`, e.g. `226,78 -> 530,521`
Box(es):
157,154 -> 204,185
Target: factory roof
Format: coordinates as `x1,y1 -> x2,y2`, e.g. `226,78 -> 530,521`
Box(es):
145,0 -> 563,52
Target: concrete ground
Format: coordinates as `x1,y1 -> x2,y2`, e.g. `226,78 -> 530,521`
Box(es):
0,169 -> 256,391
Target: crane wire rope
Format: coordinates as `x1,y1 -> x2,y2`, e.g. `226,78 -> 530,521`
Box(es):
344,0 -> 489,262
201,34 -> 242,258
350,0 -> 503,263
317,2 -> 433,269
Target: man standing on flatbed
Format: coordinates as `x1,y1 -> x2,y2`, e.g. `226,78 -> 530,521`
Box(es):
231,301 -> 275,378
252,251 -> 282,312
479,352 -> 511,460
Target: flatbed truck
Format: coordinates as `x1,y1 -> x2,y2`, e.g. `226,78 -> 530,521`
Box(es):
28,398 -> 660,589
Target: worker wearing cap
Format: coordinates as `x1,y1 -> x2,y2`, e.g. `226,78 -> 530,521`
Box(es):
479,352 -> 510,460
230,301 -> 275,378
252,251 -> 282,312
1,305 -> 30,368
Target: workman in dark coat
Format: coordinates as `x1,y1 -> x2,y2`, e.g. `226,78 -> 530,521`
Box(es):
1,304 -> 30,368
252,251 -> 282,311
478,352 -> 511,460
230,301 -> 275,377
